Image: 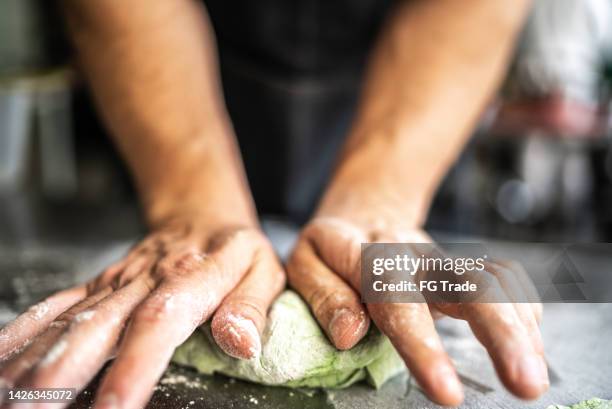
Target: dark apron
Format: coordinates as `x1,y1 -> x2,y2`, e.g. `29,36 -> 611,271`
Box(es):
203,0 -> 395,222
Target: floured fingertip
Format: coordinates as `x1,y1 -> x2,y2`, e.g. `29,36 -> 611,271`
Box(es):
328,308 -> 370,350
212,314 -> 261,360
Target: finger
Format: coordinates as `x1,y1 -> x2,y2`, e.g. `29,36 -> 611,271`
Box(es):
211,246 -> 286,359
459,302 -> 549,399
0,325 -> 66,392
0,287 -> 111,398
491,260 -> 542,323
301,218 -> 366,288
89,251 -> 157,294
16,277 -> 153,393
368,302 -> 464,406
0,285 -> 87,362
206,228 -> 267,288
288,239 -> 370,351
88,260 -> 128,293
94,245 -> 246,409
113,256 -> 154,289
486,262 -> 544,355
511,302 -> 544,356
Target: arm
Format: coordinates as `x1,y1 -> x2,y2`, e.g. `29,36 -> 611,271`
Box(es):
321,0 -> 532,227
62,0 -> 254,228
288,1 -> 545,406
0,2 -> 285,408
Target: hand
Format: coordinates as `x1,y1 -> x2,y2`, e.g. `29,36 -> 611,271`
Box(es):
0,219 -> 285,409
287,216 -> 546,406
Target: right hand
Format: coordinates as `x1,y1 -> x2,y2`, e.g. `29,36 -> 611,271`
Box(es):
0,218 -> 285,409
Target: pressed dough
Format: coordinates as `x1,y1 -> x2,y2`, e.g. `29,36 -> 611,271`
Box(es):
172,290 -> 404,389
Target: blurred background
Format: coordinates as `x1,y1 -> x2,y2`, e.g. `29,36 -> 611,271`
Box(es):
0,0 -> 611,251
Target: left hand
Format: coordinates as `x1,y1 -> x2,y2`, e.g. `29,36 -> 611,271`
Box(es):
287,213 -> 546,406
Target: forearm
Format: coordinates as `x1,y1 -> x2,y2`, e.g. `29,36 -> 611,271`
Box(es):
320,0 -> 532,227
62,0 -> 256,229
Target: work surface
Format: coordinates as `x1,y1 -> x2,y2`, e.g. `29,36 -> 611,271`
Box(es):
1,232 -> 611,409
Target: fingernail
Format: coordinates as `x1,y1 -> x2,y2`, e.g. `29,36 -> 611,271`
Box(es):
517,355 -> 549,388
94,393 -> 119,409
214,315 -> 261,360
328,308 -> 369,350
241,318 -> 262,360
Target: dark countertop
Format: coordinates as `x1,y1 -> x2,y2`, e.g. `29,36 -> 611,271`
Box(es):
1,226 -> 611,409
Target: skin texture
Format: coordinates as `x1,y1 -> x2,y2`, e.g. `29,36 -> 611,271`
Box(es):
0,0 -> 546,408
1,2 -> 285,409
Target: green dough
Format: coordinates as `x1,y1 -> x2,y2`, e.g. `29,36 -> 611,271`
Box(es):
547,399 -> 612,409
172,290 -> 404,389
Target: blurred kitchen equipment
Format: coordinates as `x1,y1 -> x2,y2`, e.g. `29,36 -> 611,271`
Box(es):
0,0 -> 68,75
0,0 -> 78,245
428,0 -> 612,241
0,70 -> 77,198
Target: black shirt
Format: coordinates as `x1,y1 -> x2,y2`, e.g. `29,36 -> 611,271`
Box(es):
203,0 -> 395,221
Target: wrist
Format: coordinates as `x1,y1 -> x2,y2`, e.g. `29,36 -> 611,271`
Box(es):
317,167 -> 430,231
145,198 -> 257,234
137,140 -> 258,231
317,135 -> 439,230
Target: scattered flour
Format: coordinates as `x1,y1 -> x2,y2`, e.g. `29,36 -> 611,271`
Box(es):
159,373 -> 205,389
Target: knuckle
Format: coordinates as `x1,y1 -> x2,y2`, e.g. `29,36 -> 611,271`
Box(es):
72,309 -> 97,325
133,298 -> 174,324
306,217 -> 366,242
309,286 -> 353,319
93,264 -> 124,291
173,250 -> 208,272
154,259 -> 175,278
86,279 -> 102,295
55,306 -> 78,322
48,319 -> 70,330
56,308 -> 100,329
134,287 -> 203,325
153,251 -> 210,280
301,220 -> 329,242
